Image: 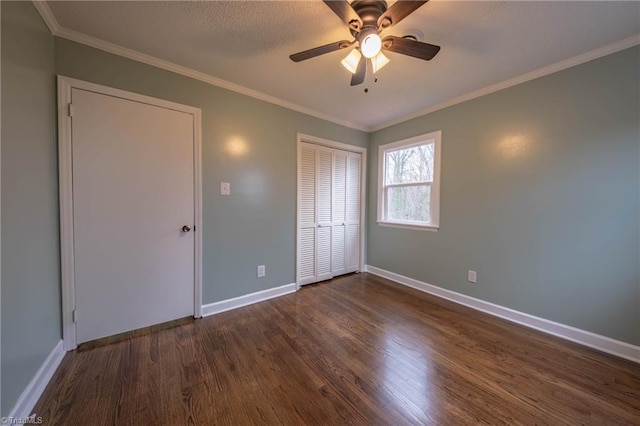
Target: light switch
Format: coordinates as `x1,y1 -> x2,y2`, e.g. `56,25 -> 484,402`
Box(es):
221,182 -> 230,195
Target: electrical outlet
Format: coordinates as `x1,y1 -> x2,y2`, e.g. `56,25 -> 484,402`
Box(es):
467,270 -> 477,283
257,265 -> 266,278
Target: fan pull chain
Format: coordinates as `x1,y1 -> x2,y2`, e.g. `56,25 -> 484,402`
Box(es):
364,77 -> 379,93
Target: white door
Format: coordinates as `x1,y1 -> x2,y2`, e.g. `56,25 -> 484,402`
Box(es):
297,141 -> 362,286
72,88 -> 195,343
298,143 -> 317,285
345,152 -> 361,272
331,150 -> 348,276
316,146 -> 334,282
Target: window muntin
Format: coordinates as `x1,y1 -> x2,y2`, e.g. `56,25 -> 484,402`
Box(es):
378,131 -> 441,230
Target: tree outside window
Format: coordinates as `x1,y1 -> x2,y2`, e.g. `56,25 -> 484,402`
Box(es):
378,131 -> 441,230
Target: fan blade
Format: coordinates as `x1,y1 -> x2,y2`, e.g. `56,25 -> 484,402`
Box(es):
350,56 -> 366,86
323,1 -> 362,30
290,40 -> 352,62
382,36 -> 440,60
378,1 -> 428,30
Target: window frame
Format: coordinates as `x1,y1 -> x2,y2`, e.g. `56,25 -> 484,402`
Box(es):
377,130 -> 442,231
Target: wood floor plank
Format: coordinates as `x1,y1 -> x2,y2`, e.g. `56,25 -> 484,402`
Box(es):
34,273 -> 640,425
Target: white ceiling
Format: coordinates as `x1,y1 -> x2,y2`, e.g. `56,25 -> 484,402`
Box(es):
45,1 -> 640,131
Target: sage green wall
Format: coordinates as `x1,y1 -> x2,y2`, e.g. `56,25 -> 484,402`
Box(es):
2,6 -> 637,415
1,2 -> 61,415
368,47 -> 640,345
54,38 -> 368,304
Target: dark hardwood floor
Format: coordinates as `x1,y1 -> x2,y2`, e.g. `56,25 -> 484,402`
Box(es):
35,273 -> 640,425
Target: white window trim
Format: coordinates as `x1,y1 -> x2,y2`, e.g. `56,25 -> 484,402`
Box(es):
377,130 -> 442,231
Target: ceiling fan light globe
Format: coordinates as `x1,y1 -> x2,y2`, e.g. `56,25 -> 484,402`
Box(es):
341,49 -> 362,74
372,52 -> 390,73
360,33 -> 382,58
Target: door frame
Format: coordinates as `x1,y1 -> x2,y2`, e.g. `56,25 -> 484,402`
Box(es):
57,76 -> 203,350
296,133 -> 367,289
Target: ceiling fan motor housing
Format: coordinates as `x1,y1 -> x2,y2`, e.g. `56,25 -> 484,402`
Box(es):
349,0 -> 388,38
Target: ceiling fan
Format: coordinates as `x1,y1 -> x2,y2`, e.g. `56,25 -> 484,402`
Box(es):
290,0 -> 440,86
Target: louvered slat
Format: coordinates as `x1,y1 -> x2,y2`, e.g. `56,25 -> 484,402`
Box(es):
300,144 -> 316,225
317,148 -> 333,224
333,151 -> 347,222
317,227 -> 332,279
299,228 -> 316,280
332,225 -> 346,274
347,153 -> 361,221
346,224 -> 359,271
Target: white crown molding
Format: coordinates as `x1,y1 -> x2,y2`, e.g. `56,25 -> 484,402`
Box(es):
31,2 -> 368,132
7,340 -> 66,420
32,0 -> 60,34
371,34 -> 640,131
31,3 -> 640,133
366,265 -> 640,364
201,283 -> 297,317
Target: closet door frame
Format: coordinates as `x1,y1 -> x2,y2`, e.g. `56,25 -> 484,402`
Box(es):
296,133 -> 366,289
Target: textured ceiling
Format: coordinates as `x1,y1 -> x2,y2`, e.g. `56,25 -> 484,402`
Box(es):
47,1 -> 640,130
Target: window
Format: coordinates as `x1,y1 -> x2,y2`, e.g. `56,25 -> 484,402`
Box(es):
377,131 -> 441,230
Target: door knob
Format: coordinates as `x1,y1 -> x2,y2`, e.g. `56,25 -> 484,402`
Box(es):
182,225 -> 191,233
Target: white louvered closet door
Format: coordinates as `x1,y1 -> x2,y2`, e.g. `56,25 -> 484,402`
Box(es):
298,143 -> 317,285
298,142 -> 361,286
345,152 -> 361,272
316,146 -> 334,282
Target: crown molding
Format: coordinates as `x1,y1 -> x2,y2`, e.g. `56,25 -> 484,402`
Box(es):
370,33 -> 640,132
33,1 -> 640,134
32,0 -> 60,34
31,1 -> 369,132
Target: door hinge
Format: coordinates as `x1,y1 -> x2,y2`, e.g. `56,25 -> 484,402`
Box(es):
68,103 -> 74,117
72,310 -> 78,323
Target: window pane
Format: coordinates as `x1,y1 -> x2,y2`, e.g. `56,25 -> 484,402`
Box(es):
387,185 -> 431,223
385,143 -> 434,185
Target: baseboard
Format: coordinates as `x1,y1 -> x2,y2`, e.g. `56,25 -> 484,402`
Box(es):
201,283 -> 297,317
365,265 -> 640,363
7,340 -> 66,419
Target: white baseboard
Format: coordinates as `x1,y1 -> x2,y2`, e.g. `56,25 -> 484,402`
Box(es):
201,283 -> 297,317
7,340 -> 66,419
365,265 -> 640,363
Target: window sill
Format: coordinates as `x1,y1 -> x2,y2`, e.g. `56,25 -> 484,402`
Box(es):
377,221 -> 439,232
